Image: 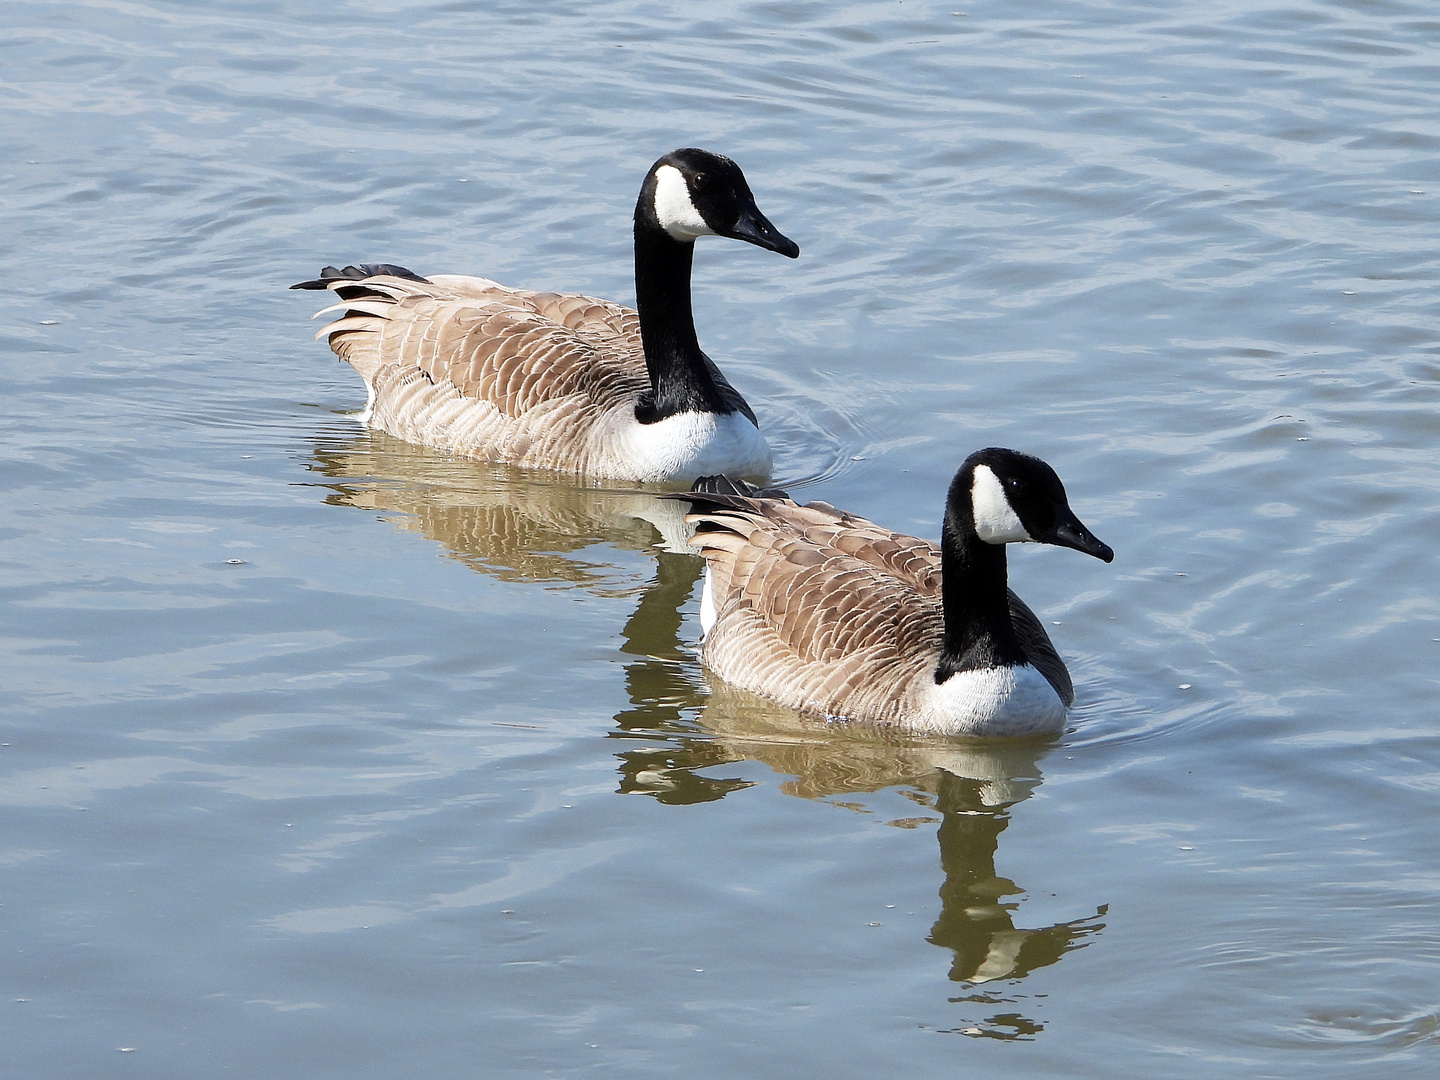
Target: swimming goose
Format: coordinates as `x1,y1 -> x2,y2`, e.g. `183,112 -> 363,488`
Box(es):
292,148 -> 798,483
674,449 -> 1114,737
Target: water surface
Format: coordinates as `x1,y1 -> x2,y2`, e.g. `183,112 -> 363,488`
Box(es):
3,0 -> 1439,1076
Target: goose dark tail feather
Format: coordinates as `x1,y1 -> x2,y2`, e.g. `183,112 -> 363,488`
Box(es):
691,474 -> 791,500
662,475 -> 793,519
290,263 -> 430,291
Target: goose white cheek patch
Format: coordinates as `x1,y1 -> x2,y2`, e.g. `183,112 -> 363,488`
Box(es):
653,164 -> 714,240
971,464 -> 1032,544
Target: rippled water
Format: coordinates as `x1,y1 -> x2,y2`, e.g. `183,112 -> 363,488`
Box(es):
4,0 -> 1439,1075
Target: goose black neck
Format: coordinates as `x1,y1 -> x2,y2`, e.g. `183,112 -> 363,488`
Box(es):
935,512 -> 1028,683
632,226 -> 734,423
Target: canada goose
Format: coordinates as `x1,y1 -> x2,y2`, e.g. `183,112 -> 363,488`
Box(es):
673,449 -> 1114,737
292,149 -> 799,483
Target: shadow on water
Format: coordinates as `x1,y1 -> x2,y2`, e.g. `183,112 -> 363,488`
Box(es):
306,426 -> 1107,1037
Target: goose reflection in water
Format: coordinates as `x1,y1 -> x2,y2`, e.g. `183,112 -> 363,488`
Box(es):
686,695 -> 1108,1038
308,426 -> 696,591
307,426 -> 1106,1039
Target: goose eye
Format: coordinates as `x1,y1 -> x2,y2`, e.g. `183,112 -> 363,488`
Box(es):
1006,478 -> 1025,494
691,172 -> 707,190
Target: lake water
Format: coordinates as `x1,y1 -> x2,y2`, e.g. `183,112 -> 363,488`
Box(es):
3,0 -> 1439,1075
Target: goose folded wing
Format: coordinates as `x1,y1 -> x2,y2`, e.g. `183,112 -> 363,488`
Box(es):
373,295 -> 649,418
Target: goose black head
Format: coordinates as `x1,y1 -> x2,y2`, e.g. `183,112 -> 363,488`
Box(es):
952,448 -> 1114,563
637,148 -> 800,258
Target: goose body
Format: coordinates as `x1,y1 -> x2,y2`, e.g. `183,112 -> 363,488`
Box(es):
675,450 -> 1114,737
293,149 -> 798,484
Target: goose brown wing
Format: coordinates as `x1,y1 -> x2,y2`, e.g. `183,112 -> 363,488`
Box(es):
313,273 -> 649,417
684,496 -> 941,720
425,279 -> 642,354
683,491 -> 942,589
795,513 -> 943,593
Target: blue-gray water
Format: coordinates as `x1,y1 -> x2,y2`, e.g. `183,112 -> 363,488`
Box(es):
3,0 -> 1439,1076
